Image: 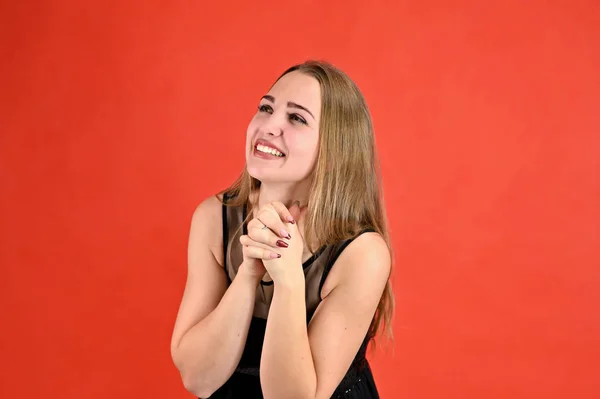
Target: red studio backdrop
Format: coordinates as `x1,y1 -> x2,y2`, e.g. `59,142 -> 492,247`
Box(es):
1,1 -> 599,398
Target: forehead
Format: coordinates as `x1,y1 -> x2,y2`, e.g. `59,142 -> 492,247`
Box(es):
268,71 -> 321,119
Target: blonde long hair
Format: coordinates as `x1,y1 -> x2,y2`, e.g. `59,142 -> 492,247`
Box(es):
220,60 -> 394,343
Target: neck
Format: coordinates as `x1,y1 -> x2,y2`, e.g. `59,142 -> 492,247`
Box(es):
254,180 -> 311,212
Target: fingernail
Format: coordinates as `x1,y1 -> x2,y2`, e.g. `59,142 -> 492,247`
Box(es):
281,230 -> 291,239
292,200 -> 300,207
270,253 -> 281,259
287,216 -> 296,224
276,240 -> 289,248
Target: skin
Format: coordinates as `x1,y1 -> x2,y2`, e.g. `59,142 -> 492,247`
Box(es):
171,71 -> 391,399
245,71 -> 321,213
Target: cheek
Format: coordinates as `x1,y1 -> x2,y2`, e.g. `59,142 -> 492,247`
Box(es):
303,134 -> 320,156
289,134 -> 319,161
246,120 -> 258,145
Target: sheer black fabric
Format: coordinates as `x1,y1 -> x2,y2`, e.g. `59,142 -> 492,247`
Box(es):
205,195 -> 380,398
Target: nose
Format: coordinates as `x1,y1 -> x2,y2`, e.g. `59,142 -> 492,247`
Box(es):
259,111 -> 285,137
266,128 -> 283,137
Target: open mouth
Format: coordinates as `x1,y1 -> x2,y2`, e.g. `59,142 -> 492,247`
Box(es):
254,143 -> 285,157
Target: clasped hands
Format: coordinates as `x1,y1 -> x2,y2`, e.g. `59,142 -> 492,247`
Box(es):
239,201 -> 306,286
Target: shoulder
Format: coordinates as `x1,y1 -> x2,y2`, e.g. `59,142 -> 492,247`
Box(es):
190,194 -> 224,231
321,231 -> 391,299
194,194 -> 223,213
189,193 -> 225,265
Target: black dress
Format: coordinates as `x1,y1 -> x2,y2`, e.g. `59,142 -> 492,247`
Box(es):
206,196 -> 380,399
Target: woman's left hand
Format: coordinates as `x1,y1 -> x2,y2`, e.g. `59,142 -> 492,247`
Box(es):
240,201 -> 307,285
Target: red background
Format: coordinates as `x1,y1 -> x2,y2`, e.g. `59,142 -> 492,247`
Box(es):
1,1 -> 599,398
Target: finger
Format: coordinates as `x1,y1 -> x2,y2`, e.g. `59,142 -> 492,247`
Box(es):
270,201 -> 296,224
241,234 -> 289,251
246,224 -> 290,249
240,236 -> 281,260
248,215 -> 288,240
240,234 -> 281,250
257,207 -> 292,239
244,245 -> 281,260
248,217 -> 269,231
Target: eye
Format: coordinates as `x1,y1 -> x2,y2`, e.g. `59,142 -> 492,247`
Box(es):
289,113 -> 307,125
258,104 -> 273,113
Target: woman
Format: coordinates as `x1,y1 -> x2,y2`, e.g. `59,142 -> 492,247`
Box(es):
171,60 -> 394,399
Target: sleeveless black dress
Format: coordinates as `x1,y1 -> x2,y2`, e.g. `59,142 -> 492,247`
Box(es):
206,197 -> 380,399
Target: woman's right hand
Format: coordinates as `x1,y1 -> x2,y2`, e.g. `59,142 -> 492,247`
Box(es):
238,201 -> 296,281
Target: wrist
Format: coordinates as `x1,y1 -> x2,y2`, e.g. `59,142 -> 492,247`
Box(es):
273,275 -> 306,310
273,265 -> 305,291
237,262 -> 264,287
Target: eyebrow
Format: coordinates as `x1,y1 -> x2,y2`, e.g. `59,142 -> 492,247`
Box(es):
261,95 -> 315,120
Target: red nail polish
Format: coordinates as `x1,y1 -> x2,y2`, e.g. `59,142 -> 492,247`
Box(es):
276,240 -> 289,248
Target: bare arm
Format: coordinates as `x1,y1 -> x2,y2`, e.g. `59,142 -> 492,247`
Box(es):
170,195 -> 261,398
260,232 -> 391,399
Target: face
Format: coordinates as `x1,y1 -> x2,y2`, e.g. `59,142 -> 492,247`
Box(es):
245,71 -> 321,184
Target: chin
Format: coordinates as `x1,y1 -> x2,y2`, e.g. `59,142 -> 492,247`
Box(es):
247,170 -> 281,183
247,168 -> 294,184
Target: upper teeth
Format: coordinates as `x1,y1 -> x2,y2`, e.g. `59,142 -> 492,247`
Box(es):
257,144 -> 284,157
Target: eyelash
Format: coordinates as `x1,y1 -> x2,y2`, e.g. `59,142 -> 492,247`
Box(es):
257,104 -> 307,125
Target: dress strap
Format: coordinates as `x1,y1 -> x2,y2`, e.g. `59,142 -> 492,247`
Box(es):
318,228 -> 377,294
221,193 -> 232,282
